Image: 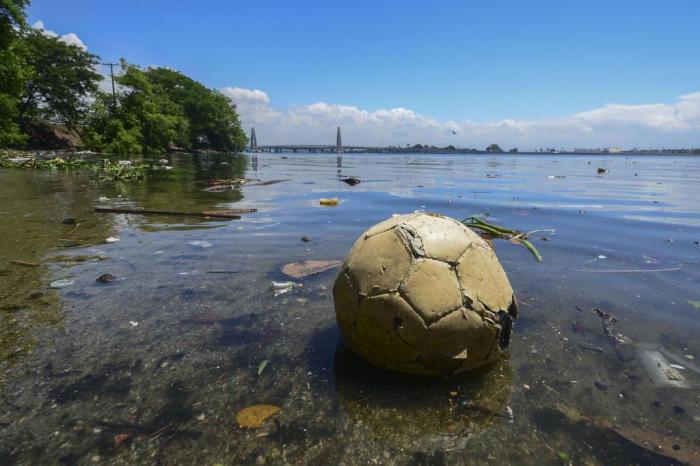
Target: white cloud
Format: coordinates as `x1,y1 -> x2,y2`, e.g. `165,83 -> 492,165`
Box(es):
32,20 -> 87,50
224,87 -> 700,149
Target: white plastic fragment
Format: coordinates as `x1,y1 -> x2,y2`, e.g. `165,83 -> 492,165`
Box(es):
188,240 -> 212,248
271,281 -> 295,296
50,279 -> 74,289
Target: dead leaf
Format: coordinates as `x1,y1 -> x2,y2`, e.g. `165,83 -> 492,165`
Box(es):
235,404 -> 282,428
281,260 -> 342,279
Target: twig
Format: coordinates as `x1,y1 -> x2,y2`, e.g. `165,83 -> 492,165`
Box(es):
95,207 -> 255,219
11,260 -> 40,267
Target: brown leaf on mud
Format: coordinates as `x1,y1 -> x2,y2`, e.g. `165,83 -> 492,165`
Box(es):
235,404 -> 282,428
281,260 -> 342,279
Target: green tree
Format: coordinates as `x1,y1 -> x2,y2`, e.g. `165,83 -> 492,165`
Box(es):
18,29 -> 101,133
145,67 -> 246,151
0,0 -> 30,146
509,147 -> 518,153
486,143 -> 503,153
85,62 -> 247,154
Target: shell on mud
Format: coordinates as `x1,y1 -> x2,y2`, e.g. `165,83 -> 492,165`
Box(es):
333,212 -> 518,376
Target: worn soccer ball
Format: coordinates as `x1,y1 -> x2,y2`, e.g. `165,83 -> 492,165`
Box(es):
333,212 -> 518,376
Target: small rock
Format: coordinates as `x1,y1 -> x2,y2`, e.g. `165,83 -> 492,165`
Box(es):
300,236 -> 312,243
96,273 -> 116,284
61,218 -> 76,225
673,405 -> 686,415
594,381 -> 608,391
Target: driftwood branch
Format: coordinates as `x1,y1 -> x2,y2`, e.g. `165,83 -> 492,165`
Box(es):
95,207 -> 256,219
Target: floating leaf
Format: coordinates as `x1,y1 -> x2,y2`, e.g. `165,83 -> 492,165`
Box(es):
688,300 -> 700,309
258,359 -> 269,376
281,260 -> 342,279
235,404 -> 281,428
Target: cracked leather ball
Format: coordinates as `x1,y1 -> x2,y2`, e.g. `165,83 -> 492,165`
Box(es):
333,212 -> 518,376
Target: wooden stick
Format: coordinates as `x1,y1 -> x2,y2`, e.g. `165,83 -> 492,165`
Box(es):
95,207 -> 254,219
11,260 -> 40,267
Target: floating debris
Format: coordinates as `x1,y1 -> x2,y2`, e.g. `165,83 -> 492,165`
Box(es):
257,359 -> 269,376
270,281 -> 295,296
50,279 -> 74,289
688,300 -> 700,309
95,207 -> 253,219
96,273 -> 116,284
319,197 -> 339,206
340,177 -> 361,186
300,236 -> 312,243
281,260 -> 343,279
189,240 -> 212,248
105,237 -> 120,243
235,404 -> 281,428
597,167 -> 608,174
462,216 -> 544,262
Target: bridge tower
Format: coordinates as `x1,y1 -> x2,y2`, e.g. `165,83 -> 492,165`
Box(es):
336,126 -> 342,153
249,127 -> 258,152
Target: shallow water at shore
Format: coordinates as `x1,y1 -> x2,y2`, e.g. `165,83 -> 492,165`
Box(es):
1,152 -> 699,465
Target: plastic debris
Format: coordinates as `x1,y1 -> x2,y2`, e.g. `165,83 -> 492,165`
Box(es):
105,237 -> 120,243
270,281 -> 295,296
50,279 -> 74,289
188,240 -> 212,248
319,197 -> 339,206
129,321 -> 138,327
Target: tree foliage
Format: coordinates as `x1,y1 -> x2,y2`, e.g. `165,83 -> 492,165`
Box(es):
486,143 -> 503,153
0,0 -> 30,146
1,1 -> 247,153
18,29 -> 101,131
84,62 -> 247,154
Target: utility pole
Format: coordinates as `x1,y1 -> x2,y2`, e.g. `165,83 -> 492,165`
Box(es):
102,62 -> 118,112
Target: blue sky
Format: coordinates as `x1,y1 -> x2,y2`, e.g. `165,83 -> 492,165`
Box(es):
28,1 -> 700,148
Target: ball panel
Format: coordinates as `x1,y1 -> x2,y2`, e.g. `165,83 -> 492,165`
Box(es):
333,269 -> 360,340
362,214 -> 411,239
403,214 -> 478,263
456,242 -> 514,312
356,294 -> 422,364
347,229 -> 412,295
399,258 -> 463,323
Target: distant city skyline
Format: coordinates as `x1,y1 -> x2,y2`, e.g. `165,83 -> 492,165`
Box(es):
27,0 -> 700,149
